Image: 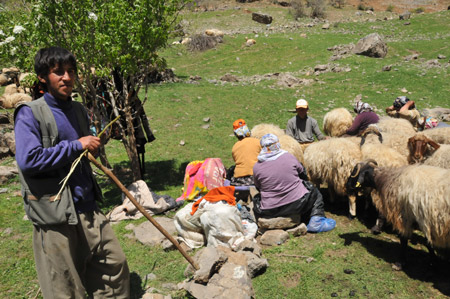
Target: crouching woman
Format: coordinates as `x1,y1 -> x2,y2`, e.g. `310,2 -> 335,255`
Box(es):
252,134 -> 336,233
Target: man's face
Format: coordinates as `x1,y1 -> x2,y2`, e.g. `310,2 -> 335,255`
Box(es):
39,63 -> 76,101
296,107 -> 308,118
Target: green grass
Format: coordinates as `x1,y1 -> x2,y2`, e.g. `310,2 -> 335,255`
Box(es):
1,4 -> 450,298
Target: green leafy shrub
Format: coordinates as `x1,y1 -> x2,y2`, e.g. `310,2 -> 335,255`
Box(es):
187,34 -> 222,51
386,4 -> 394,12
414,7 -> 425,13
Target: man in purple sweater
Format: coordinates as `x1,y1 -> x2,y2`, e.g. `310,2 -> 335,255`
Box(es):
252,134 -> 336,233
14,47 -> 129,298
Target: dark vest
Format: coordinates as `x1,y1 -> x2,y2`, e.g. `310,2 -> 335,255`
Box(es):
14,97 -> 102,226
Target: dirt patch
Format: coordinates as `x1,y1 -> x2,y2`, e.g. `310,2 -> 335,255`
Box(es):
345,0 -> 449,13
280,271 -> 302,288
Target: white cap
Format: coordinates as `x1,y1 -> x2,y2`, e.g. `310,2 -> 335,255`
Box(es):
296,99 -> 308,109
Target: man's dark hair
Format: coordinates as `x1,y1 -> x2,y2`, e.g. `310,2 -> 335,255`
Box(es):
34,47 -> 77,78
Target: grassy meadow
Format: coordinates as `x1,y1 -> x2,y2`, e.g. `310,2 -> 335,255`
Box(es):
1,2 -> 450,298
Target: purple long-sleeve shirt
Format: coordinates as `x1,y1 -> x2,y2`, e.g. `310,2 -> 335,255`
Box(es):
253,152 -> 309,210
15,93 -> 97,212
346,111 -> 379,136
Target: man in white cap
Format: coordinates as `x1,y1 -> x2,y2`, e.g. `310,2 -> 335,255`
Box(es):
286,99 -> 327,150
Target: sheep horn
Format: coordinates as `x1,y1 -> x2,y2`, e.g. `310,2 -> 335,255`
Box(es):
350,163 -> 362,178
366,159 -> 378,167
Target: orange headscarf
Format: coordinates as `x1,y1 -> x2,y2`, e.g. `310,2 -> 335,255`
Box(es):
191,186 -> 236,215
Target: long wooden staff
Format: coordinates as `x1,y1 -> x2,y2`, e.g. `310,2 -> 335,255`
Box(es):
87,153 -> 199,270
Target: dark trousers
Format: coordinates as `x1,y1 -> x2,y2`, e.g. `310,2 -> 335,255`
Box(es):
252,181 -> 325,222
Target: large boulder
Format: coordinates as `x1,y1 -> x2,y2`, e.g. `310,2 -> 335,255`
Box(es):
252,12 -> 273,24
353,33 -> 388,58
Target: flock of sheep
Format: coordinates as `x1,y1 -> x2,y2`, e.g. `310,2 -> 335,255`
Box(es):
250,108 -> 450,266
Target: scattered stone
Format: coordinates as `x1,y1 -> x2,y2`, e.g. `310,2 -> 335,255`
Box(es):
353,33 -> 388,58
220,74 -> 239,82
404,22 -> 411,25
276,73 -> 313,88
142,293 -> 165,299
260,229 -> 289,246
0,165 -> 18,185
133,217 -> 177,246
322,23 -> 330,30
203,117 -> 210,123
286,223 -> 307,237
300,33 -> 307,38
201,124 -> 210,129
233,239 -> 262,257
241,251 -> 269,278
349,290 -> 356,297
162,239 -> 175,251
425,59 -> 441,67
125,223 -> 135,231
344,269 -> 355,274
189,75 -> 202,81
382,65 -> 391,71
179,140 -> 185,146
162,283 -> 177,291
252,12 -> 272,24
145,273 -> 157,281
0,188 -> 8,193
404,53 -> 419,61
399,11 -> 411,20
437,54 -> 446,59
192,246 -> 229,284
314,64 -> 328,72
258,215 -> 300,229
392,262 -> 402,271
174,123 -> 182,128
3,227 -> 12,236
401,87 -> 408,93
331,292 -> 338,297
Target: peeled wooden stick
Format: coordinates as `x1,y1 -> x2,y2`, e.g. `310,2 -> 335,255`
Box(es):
87,153 -> 199,270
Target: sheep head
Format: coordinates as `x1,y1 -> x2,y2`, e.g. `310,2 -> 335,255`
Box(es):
346,159 -> 378,195
407,134 -> 440,164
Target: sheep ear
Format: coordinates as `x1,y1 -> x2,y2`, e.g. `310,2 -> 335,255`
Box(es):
426,138 -> 440,150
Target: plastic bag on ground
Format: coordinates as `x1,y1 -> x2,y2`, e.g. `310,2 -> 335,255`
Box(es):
307,216 -> 336,233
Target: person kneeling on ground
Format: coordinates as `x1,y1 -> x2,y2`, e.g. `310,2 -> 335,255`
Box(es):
228,118 -> 261,186
346,101 -> 379,136
252,134 -> 336,233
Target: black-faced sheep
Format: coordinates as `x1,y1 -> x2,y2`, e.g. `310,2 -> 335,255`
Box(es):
323,108 -> 353,137
347,160 -> 450,266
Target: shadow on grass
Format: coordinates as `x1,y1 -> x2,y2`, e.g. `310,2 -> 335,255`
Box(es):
339,232 -> 450,296
130,271 -> 145,299
95,159 -> 189,211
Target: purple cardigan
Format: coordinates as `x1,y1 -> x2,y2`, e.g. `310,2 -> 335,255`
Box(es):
346,111 -> 379,136
253,152 -> 309,210
15,93 -> 97,212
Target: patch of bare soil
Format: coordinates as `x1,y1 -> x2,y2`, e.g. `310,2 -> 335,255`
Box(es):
280,271 -> 302,288
346,0 -> 449,13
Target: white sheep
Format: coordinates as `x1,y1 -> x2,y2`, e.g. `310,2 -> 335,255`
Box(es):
0,93 -> 32,109
323,108 -> 353,137
278,134 -> 304,164
347,160 -> 450,266
205,29 -> 224,38
424,144 -> 450,169
251,123 -> 285,140
303,137 -> 362,217
423,127 -> 450,144
3,83 -> 25,96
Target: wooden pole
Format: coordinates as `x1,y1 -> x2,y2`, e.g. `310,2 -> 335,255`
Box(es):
87,153 -> 199,270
